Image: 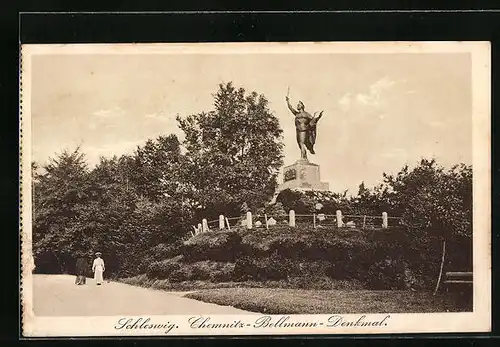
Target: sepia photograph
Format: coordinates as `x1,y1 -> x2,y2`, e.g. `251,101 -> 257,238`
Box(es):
20,42 -> 491,336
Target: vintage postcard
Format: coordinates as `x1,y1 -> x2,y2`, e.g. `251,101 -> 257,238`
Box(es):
20,42 -> 491,337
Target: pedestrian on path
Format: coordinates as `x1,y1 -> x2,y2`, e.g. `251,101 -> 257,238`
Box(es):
92,252 -> 105,285
75,256 -> 88,285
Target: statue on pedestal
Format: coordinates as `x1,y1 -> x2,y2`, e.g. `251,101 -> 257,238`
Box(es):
285,95 -> 324,160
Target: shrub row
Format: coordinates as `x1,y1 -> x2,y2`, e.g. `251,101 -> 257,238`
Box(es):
143,226 -> 471,290
144,253 -> 424,290
146,258 -> 235,283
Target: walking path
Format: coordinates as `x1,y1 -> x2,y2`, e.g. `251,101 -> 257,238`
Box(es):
32,274 -> 254,316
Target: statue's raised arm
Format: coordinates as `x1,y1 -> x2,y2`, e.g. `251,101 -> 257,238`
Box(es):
311,111 -> 324,125
285,96 -> 298,115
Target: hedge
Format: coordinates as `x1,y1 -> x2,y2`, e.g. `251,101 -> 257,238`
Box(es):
143,225 -> 471,290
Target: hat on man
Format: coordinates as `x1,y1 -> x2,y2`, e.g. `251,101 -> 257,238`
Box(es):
95,252 -> 102,256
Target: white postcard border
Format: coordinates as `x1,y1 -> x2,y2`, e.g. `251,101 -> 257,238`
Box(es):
20,41 -> 491,336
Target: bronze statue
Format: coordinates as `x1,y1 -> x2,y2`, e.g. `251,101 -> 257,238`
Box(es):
286,96 -> 324,160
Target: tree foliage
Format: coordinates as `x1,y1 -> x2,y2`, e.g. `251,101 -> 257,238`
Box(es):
33,148 -> 92,273
276,189 -> 350,215
128,135 -> 182,202
32,146 -> 195,276
177,82 -> 284,218
275,159 -> 472,240
379,159 -> 472,238
32,82 -> 285,276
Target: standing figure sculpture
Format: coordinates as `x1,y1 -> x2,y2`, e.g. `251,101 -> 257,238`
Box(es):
286,96 -> 324,160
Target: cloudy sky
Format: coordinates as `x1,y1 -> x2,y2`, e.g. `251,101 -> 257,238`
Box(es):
30,49 -> 471,194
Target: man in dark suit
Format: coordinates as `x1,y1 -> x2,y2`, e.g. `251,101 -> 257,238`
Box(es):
75,256 -> 89,285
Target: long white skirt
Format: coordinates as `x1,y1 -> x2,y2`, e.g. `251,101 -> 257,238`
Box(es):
94,268 -> 104,284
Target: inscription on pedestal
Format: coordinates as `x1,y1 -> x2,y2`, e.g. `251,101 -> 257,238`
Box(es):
284,168 -> 297,182
278,159 -> 329,192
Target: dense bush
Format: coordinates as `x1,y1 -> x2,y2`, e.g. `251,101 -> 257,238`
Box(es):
146,257 -> 238,283
209,262 -> 235,282
366,257 -> 409,290
175,225 -> 469,289
188,261 -> 230,281
168,269 -> 192,282
139,242 -> 184,273
146,256 -> 183,279
183,231 -> 243,262
139,222 -> 471,290
167,260 -> 236,282
234,252 -> 300,281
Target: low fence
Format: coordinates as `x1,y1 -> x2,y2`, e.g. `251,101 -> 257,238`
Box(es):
190,210 -> 401,236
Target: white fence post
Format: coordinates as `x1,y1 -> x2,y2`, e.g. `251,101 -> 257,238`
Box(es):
219,215 -> 225,230
289,210 -> 296,227
202,219 -> 209,232
336,210 -> 343,228
197,223 -> 202,234
382,212 -> 388,229
246,211 -> 253,229
225,217 -> 231,231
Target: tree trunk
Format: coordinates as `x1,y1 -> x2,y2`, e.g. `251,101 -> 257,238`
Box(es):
433,239 -> 446,295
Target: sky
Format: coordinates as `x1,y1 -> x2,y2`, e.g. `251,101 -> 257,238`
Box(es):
31,51 -> 472,194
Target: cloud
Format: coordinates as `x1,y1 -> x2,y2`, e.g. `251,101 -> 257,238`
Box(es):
145,112 -> 169,121
428,120 -> 446,128
355,93 -> 377,106
371,76 -> 397,92
83,139 -> 145,165
380,148 -> 408,159
92,106 -> 126,118
356,76 -> 397,107
338,76 -> 398,111
144,112 -> 178,126
338,93 -> 352,112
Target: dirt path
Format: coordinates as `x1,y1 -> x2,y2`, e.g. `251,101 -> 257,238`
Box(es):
33,274 -> 254,316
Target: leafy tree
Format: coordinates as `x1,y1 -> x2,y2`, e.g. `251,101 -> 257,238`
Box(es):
347,181 -> 391,215
177,82 -> 284,219
32,148 -> 91,273
255,201 -> 287,220
32,146 -> 194,276
378,159 -> 472,239
264,202 -> 287,218
80,156 -> 145,275
128,135 -> 182,202
276,189 -> 352,215
84,154 -> 193,277
369,159 -> 472,291
276,189 -> 314,214
240,202 -> 249,214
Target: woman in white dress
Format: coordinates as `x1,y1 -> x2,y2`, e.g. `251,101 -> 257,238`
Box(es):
92,252 -> 105,285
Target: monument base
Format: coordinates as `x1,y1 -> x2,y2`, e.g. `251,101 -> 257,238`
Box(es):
277,159 -> 330,192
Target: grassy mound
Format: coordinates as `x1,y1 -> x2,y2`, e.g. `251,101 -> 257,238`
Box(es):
132,224 -> 464,291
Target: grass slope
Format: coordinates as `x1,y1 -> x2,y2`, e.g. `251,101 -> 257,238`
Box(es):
185,288 -> 472,314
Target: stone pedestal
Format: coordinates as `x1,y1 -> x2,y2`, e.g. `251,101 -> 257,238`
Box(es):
277,159 -> 329,192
